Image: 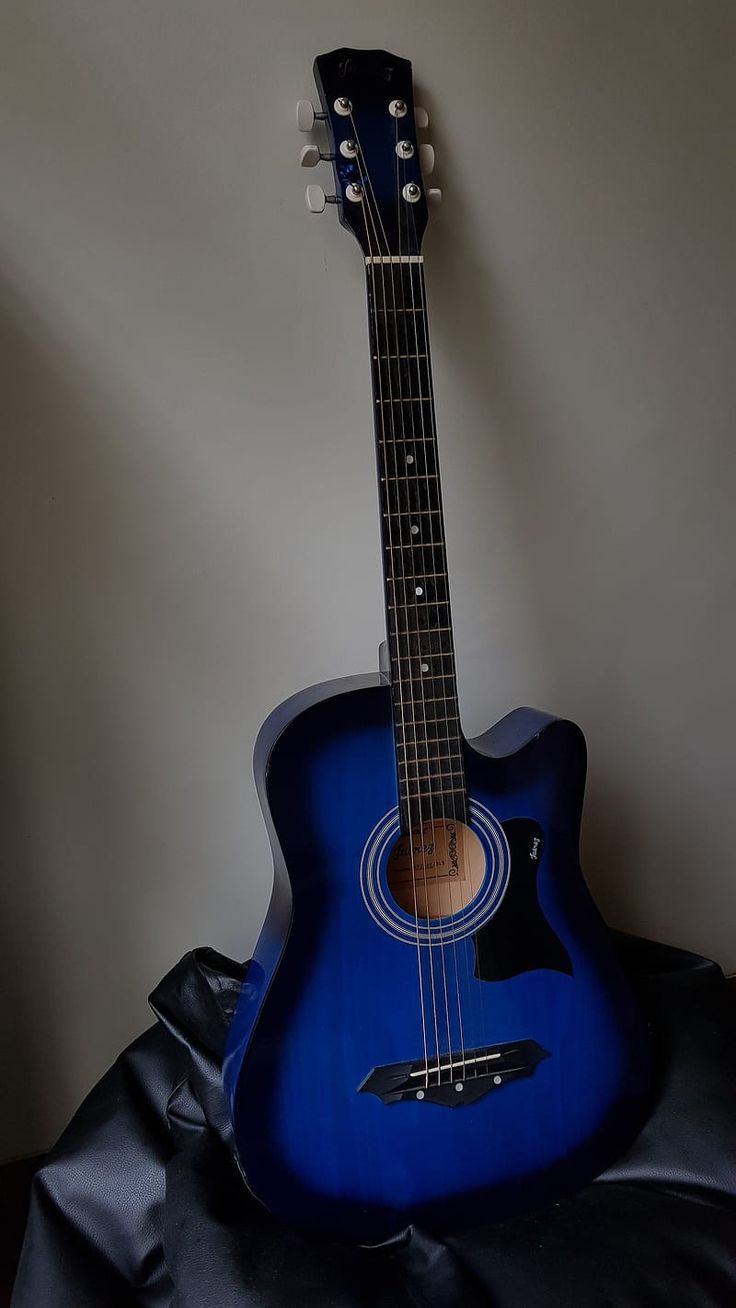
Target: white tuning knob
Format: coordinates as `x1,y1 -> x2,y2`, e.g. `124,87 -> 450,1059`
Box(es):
415,106 -> 430,129
300,144 -> 322,167
297,99 -> 324,132
305,184 -> 328,213
419,144 -> 435,175
427,187 -> 443,205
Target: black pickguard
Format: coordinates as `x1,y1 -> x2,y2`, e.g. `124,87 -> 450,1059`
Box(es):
473,819 -> 573,981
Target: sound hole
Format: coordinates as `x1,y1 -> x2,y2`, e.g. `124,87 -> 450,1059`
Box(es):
387,820 -> 486,921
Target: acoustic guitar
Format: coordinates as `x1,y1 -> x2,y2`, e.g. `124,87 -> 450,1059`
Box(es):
224,46 -> 650,1244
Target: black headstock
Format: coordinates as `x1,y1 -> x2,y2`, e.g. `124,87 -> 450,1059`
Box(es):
309,48 -> 430,259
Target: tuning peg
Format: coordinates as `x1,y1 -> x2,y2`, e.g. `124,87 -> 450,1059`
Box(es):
419,144 -> 435,175
415,106 -> 429,129
297,99 -> 325,132
427,187 -> 443,205
300,144 -> 335,167
305,185 -> 336,213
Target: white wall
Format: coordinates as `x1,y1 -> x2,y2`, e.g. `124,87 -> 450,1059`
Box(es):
1,0 -> 734,1161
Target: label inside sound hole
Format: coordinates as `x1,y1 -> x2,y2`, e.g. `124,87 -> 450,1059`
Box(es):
387,820 -> 486,921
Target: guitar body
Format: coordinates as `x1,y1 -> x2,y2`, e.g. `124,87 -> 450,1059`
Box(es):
224,673 -> 649,1243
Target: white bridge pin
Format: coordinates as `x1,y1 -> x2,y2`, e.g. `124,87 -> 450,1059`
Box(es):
455,1082 -> 464,1092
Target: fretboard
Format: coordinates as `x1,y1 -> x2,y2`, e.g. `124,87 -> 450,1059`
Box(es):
366,258 -> 467,834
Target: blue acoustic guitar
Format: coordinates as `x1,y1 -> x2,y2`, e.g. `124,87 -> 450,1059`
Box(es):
224,47 -> 650,1244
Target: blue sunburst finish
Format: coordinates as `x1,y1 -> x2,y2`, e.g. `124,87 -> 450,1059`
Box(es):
224,673 -> 650,1243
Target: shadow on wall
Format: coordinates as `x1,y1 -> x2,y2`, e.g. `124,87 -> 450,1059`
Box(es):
416,84 -> 711,942
0,264 -> 232,1159
0,269 -> 151,1157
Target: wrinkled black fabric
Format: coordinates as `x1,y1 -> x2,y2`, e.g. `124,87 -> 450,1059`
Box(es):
11,935 -> 736,1307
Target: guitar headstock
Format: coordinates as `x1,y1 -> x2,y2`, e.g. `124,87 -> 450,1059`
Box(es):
298,48 -> 439,259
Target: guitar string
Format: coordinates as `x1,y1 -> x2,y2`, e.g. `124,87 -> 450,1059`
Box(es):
391,132 -> 455,1079
402,167 -> 467,1081
374,125 -> 454,1081
354,117 -> 456,1084
408,225 -> 482,1078
354,125 -> 449,1085
360,151 -> 444,1085
355,111 -> 457,1084
349,120 -> 435,1085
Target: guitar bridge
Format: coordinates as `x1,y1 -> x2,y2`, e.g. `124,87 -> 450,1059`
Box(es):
358,1039 -> 549,1107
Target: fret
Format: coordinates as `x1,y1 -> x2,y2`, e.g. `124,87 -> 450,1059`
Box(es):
397,753 -> 460,769
389,616 -> 452,638
386,570 -> 446,582
389,624 -> 453,640
383,508 -> 442,518
405,785 -> 467,800
397,749 -> 465,767
394,706 -> 462,725
396,746 -> 464,762
374,353 -> 427,360
394,704 -> 460,726
379,435 -> 436,444
387,598 -> 451,608
376,396 -> 432,405
399,764 -> 466,783
395,708 -> 461,726
381,473 -> 439,481
400,763 -> 462,779
387,540 -> 446,549
394,691 -> 457,705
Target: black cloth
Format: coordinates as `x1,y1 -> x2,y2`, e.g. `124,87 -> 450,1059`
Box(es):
11,934 -> 736,1307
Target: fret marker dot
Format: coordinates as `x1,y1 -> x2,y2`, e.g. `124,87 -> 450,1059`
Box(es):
420,662 -> 429,673
410,524 -> 419,535
406,454 -> 414,464
415,586 -> 423,596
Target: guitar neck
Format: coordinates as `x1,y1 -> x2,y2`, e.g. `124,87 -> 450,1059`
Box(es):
365,256 -> 467,833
